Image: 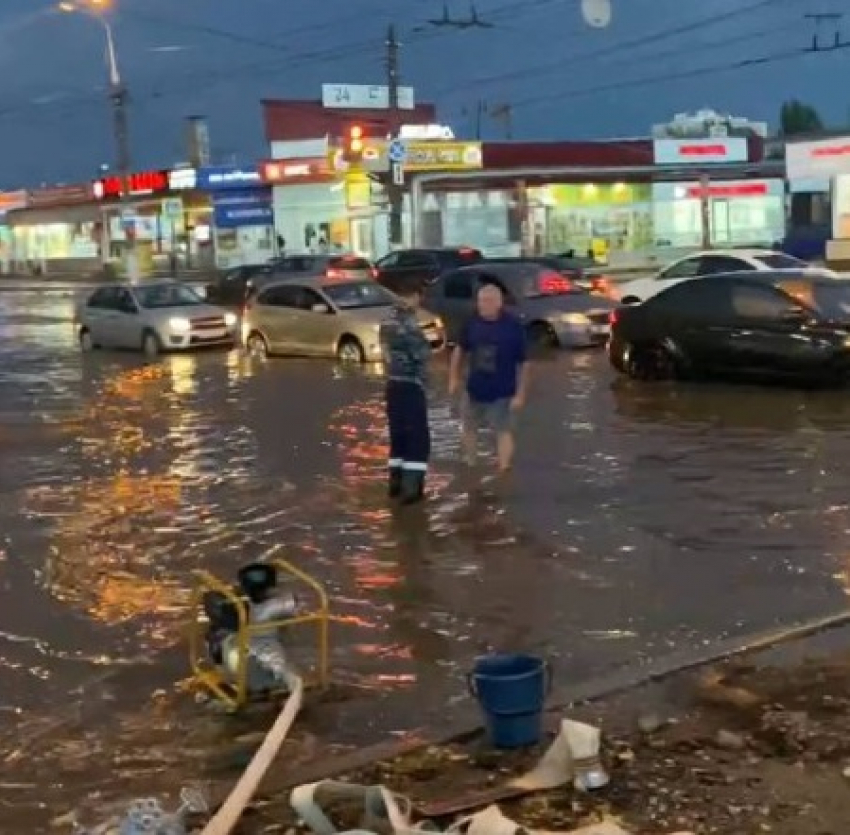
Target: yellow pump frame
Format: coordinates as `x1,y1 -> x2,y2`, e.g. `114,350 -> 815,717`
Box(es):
187,554 -> 330,710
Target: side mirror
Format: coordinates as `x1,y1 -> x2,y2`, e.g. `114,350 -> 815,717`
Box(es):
311,303 -> 331,314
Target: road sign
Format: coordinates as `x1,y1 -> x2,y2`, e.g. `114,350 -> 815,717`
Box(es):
391,162 -> 404,186
321,84 -> 415,110
388,139 -> 407,164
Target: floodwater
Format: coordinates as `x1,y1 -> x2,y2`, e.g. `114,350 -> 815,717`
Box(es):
1,285 -> 850,830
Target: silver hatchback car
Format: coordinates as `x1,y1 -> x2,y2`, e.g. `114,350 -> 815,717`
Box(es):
77,281 -> 238,358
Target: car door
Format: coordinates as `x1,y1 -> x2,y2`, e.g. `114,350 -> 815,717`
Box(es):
82,288 -> 115,345
724,282 -> 817,374
291,287 -> 338,356
111,287 -> 143,348
253,285 -> 302,354
432,270 -> 475,342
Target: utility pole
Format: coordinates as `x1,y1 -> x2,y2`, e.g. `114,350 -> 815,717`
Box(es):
385,24 -> 404,248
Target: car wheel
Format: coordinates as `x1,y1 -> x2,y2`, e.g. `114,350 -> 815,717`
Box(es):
79,328 -> 95,352
246,331 -> 269,359
337,336 -> 365,363
625,341 -> 676,381
621,295 -> 641,305
142,329 -> 162,359
608,338 -> 627,373
526,321 -> 558,350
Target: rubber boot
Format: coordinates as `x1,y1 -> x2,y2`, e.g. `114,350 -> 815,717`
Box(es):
400,470 -> 426,505
388,467 -> 403,499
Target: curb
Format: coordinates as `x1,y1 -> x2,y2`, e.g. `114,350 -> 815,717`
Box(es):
244,608 -> 850,804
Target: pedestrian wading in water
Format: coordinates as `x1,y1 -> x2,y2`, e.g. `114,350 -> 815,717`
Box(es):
379,283 -> 433,504
449,282 -> 529,474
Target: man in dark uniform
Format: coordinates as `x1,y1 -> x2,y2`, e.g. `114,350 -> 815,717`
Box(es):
379,285 -> 432,504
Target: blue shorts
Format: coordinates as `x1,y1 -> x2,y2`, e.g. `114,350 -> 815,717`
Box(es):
462,396 -> 514,434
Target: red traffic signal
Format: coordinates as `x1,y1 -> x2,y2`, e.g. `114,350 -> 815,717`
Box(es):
344,124 -> 365,163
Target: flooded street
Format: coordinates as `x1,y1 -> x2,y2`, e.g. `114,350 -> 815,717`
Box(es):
1,285 -> 850,829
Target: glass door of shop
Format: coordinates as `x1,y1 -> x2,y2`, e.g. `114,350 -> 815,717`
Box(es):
349,218 -> 374,258
711,199 -> 731,245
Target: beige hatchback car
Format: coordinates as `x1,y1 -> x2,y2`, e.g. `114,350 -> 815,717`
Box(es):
242,276 -> 444,362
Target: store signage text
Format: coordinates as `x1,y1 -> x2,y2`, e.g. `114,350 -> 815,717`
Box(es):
399,124 -> 455,140
28,183 -> 93,207
403,141 -> 483,171
197,166 -> 261,189
94,170 -> 169,198
0,190 -> 28,213
168,168 -> 197,190
321,83 -> 415,110
786,137 -> 850,181
259,158 -> 332,184
653,138 -> 748,165
213,191 -> 273,228
683,182 -> 769,199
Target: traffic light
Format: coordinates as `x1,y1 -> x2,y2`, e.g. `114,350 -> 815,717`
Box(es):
344,125 -> 364,163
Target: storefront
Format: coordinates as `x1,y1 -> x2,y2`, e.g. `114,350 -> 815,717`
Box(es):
7,184 -> 101,272
529,182 -> 653,259
650,137 -> 781,249
0,191 -> 28,272
785,136 -> 850,231
197,165 -> 274,268
93,168 -> 214,272
260,157 -> 352,254
652,180 -> 784,249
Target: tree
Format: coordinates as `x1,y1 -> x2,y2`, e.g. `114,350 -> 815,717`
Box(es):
779,100 -> 824,136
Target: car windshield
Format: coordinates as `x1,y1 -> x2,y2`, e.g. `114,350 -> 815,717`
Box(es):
755,253 -> 807,269
322,281 -> 396,309
811,283 -> 850,319
135,283 -> 203,309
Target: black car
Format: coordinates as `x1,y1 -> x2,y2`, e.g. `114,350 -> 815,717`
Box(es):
374,246 -> 482,292
608,270 -> 850,385
205,264 -> 272,305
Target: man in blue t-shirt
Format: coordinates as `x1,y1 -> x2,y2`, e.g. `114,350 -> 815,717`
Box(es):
448,282 -> 529,473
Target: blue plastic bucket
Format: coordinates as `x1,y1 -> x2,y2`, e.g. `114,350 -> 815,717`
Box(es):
468,653 -> 550,748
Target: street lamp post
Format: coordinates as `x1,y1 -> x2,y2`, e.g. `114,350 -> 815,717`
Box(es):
59,0 -> 138,281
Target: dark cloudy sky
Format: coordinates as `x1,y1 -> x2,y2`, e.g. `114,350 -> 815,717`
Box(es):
0,0 -> 845,187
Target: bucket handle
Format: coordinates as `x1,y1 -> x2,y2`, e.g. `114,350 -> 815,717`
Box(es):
466,660 -> 553,698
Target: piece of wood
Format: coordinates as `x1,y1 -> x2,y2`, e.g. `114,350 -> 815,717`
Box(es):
415,784 -> 529,818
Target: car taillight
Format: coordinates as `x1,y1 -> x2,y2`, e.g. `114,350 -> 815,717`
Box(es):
539,271 -> 572,294
326,268 -> 342,279
609,309 -> 619,325
592,276 -> 612,293
371,267 -> 378,279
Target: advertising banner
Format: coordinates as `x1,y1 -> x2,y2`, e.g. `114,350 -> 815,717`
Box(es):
653,138 -> 748,165
212,191 -> 273,228
197,166 -> 262,190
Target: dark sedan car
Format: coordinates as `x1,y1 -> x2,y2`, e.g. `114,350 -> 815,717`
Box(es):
205,264 -> 272,305
375,246 -> 482,292
608,269 -> 850,385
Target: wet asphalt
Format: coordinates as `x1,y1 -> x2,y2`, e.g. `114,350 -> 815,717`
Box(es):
1,283 -> 849,828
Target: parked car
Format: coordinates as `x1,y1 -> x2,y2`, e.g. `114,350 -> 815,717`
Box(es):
485,255 -> 615,298
267,253 -> 375,280
242,276 -> 444,363
205,264 -> 272,305
374,247 -> 483,292
616,249 -> 827,304
77,281 -> 237,358
608,270 -> 850,385
422,261 -> 617,348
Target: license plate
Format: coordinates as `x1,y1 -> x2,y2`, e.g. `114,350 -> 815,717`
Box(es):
590,324 -> 609,335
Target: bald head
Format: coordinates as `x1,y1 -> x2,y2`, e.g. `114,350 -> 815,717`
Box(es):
477,283 -> 503,320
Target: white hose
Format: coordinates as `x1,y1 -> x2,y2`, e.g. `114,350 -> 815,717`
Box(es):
200,671 -> 304,835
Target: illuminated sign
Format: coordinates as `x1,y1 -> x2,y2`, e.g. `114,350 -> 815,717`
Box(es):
0,190 -> 28,214
683,182 -> 768,198
28,184 -> 93,207
93,170 -> 169,198
168,168 -> 197,190
259,158 -> 334,184
399,124 -> 455,140
197,166 -> 261,189
402,141 -> 483,171
786,136 -> 850,181
653,138 -> 748,165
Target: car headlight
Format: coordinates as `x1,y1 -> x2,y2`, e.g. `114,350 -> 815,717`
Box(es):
169,316 -> 191,334
843,336 -> 850,348
224,312 -> 237,328
561,312 -> 591,325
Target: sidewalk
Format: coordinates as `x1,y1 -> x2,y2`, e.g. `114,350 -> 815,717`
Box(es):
238,620 -> 850,834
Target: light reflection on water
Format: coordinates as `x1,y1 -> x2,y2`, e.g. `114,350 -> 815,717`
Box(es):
1,289 -> 850,828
